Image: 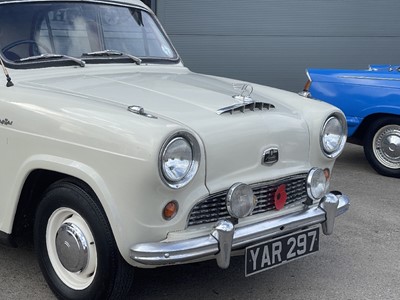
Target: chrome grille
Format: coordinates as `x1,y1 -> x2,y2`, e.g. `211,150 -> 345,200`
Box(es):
188,173 -> 308,227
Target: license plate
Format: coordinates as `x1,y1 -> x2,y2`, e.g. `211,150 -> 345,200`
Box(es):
245,227 -> 319,277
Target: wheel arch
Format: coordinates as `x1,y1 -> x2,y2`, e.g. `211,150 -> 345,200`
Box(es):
9,157 -> 117,249
350,113 -> 400,145
12,170 -> 106,243
12,169 -> 66,241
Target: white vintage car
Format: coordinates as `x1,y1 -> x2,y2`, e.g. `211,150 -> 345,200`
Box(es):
0,0 -> 350,299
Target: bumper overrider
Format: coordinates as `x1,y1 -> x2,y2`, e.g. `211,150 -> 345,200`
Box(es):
130,192 -> 349,269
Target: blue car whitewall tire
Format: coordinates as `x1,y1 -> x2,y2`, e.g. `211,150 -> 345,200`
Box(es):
364,117 -> 400,178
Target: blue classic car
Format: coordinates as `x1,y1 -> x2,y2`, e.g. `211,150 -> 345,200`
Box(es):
301,65 -> 400,178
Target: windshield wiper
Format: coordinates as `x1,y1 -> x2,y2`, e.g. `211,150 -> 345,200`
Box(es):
18,53 -> 85,67
83,50 -> 142,65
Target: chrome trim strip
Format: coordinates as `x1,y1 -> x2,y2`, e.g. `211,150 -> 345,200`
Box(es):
339,75 -> 400,81
130,193 -> 349,267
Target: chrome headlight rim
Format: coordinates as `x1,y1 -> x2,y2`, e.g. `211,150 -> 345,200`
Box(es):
320,113 -> 347,158
159,131 -> 200,189
306,167 -> 328,201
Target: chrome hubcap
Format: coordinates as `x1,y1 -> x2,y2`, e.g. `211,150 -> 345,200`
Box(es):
56,223 -> 88,273
373,125 -> 400,169
46,208 -> 97,290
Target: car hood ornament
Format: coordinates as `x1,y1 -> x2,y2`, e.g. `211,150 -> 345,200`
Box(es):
232,83 -> 254,103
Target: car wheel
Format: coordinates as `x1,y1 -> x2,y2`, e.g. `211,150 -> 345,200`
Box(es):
34,179 -> 134,299
363,117 -> 400,178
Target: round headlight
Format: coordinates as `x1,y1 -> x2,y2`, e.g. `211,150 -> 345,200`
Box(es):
307,168 -> 327,201
321,114 -> 347,158
160,133 -> 200,189
226,183 -> 257,219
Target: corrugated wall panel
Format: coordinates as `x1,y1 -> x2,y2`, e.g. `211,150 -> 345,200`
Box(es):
156,0 -> 400,91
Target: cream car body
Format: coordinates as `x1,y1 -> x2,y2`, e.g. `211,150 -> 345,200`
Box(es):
0,0 -> 349,298
2,65 -> 341,252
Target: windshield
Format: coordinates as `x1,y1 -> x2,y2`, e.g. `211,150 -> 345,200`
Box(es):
0,1 -> 178,67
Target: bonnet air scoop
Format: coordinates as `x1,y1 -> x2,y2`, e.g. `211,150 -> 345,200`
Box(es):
217,82 -> 275,115
216,102 -> 275,115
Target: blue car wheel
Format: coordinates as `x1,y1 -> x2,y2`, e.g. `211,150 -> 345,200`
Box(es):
364,117 -> 400,178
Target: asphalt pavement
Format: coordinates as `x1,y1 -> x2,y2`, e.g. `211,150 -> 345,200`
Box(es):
0,144 -> 399,300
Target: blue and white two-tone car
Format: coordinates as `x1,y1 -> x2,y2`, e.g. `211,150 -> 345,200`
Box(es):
302,65 -> 400,178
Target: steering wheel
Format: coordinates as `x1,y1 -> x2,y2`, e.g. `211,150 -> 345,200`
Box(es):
2,39 -> 52,57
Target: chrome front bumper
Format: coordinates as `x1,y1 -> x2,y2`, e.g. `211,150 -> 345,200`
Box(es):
130,192 -> 350,269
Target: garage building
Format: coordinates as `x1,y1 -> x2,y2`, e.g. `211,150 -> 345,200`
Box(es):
144,1 -> 400,92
